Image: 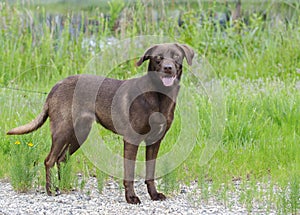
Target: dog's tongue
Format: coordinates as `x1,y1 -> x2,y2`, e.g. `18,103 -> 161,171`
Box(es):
161,76 -> 176,87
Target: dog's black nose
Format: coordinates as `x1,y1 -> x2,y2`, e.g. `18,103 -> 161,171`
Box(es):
163,64 -> 173,73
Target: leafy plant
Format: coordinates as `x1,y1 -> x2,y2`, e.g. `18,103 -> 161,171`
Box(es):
10,138 -> 39,192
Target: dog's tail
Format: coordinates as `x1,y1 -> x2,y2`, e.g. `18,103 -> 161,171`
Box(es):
7,103 -> 49,135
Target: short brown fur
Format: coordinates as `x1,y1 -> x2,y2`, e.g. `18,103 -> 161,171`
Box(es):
7,43 -> 194,204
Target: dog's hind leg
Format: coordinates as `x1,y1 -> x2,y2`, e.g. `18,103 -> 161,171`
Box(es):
56,143 -> 71,183
55,135 -> 84,186
56,113 -> 95,168
44,134 -> 68,196
45,113 -> 94,196
55,114 -> 94,192
55,143 -> 73,195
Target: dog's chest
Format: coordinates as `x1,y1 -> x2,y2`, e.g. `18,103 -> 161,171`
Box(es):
133,93 -> 175,129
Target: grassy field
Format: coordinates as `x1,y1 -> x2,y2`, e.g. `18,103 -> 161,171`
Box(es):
0,0 -> 299,213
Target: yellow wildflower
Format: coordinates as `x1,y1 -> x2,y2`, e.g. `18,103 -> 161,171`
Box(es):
14,140 -> 21,145
27,142 -> 34,147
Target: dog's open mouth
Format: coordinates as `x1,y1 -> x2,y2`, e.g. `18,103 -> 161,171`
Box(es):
161,76 -> 176,87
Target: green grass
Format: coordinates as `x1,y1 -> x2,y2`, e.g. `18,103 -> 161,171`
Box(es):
0,1 -> 299,213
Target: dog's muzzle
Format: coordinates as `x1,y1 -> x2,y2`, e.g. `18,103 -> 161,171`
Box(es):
160,63 -> 177,87
161,75 -> 176,87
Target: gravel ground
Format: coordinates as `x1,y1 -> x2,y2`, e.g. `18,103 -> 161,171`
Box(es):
0,178 -> 276,215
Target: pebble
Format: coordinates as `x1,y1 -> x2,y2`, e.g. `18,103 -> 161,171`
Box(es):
0,178 -> 276,215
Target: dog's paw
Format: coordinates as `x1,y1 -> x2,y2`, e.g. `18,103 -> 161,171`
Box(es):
55,187 -> 61,196
126,195 -> 141,204
151,192 -> 166,201
46,190 -> 52,196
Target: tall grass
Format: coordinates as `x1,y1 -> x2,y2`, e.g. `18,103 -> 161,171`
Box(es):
0,1 -> 299,213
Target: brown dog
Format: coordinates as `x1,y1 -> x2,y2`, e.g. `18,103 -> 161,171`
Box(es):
7,43 -> 194,204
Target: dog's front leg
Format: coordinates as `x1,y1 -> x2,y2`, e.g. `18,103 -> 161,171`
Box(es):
145,141 -> 166,201
123,140 -> 141,204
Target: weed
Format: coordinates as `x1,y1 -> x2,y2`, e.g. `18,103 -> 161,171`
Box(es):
289,175 -> 300,215
9,138 -> 39,192
57,153 -> 76,193
160,171 -> 180,195
96,169 -> 107,194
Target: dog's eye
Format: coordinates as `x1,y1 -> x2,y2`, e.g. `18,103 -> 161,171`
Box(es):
155,56 -> 163,64
173,54 -> 179,60
173,54 -> 181,64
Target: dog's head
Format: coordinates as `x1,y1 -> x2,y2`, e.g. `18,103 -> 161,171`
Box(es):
136,43 -> 194,87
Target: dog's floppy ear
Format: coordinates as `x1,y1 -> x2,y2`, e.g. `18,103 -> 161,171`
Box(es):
175,44 -> 194,66
136,45 -> 158,67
